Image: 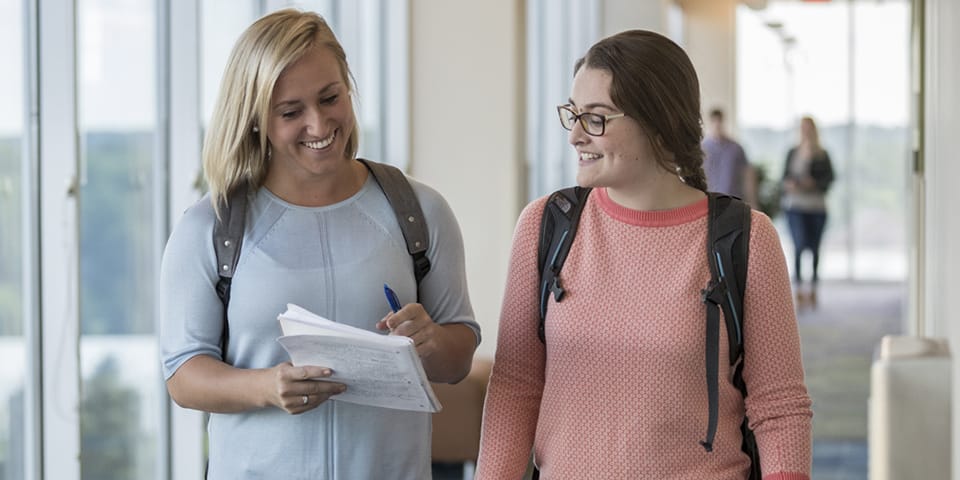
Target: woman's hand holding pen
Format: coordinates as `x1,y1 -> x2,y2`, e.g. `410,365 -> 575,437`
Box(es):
377,303 -> 442,359
267,362 -> 346,415
378,284 -> 475,383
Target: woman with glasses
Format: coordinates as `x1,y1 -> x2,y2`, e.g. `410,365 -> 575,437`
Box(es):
476,30 -> 812,479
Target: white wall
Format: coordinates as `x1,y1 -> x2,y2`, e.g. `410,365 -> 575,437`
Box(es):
679,0 -> 739,125
923,0 -> 960,477
409,0 -> 525,359
600,0 -> 670,36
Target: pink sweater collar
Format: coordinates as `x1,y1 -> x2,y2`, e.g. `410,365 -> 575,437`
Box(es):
594,188 -> 708,227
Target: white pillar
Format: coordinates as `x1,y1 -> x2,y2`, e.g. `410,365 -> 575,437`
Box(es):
923,1 -> 960,478
409,0 -> 525,359
38,0 -> 81,477
678,0 -> 740,126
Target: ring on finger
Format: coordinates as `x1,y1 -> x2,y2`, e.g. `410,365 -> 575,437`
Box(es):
302,394 -> 309,405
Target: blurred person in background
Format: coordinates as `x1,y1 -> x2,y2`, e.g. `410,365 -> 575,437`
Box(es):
702,107 -> 757,207
781,115 -> 835,309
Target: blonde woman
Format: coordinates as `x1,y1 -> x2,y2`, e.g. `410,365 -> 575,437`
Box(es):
159,9 -> 479,479
781,116 -> 835,308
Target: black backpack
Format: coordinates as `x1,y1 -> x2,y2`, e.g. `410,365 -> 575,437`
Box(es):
211,159 -> 431,352
535,187 -> 760,480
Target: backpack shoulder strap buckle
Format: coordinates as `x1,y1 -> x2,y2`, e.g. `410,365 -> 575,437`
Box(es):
700,278 -> 727,306
549,272 -> 566,302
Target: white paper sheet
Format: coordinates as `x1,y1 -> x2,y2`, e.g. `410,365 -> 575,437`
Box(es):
276,303 -> 441,413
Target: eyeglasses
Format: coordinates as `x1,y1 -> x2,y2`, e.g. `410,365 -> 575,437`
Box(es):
557,104 -> 625,136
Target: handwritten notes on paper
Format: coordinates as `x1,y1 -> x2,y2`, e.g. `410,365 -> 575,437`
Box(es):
276,304 -> 441,413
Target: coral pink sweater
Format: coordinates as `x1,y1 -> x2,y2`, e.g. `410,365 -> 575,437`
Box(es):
477,189 -> 812,480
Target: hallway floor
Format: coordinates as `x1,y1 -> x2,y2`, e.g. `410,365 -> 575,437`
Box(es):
798,280 -> 905,480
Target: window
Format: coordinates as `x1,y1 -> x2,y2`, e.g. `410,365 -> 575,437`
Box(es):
736,1 -> 910,281
201,0 -> 260,134
77,0 -> 161,478
525,0 -> 600,199
0,0 -> 27,477
16,2 -> 406,477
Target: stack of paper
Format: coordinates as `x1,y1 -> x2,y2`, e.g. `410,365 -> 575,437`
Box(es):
276,303 -> 441,413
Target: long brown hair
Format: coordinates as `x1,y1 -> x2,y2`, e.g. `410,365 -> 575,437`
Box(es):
575,30 -> 707,191
797,115 -> 823,156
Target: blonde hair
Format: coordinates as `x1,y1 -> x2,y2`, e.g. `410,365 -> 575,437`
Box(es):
799,115 -> 822,152
202,8 -> 359,215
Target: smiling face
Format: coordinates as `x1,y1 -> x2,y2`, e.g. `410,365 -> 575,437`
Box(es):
265,45 -> 356,185
568,67 -> 661,191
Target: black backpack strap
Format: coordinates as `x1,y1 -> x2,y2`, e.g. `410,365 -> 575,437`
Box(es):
700,192 -> 752,453
213,183 -> 249,356
709,193 -> 752,362
359,158 -> 432,287
210,160 -> 429,355
537,187 -> 591,343
711,194 -> 757,478
533,187 -> 589,479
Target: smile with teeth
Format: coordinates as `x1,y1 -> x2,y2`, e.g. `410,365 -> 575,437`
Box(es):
580,152 -> 602,160
302,130 -> 336,150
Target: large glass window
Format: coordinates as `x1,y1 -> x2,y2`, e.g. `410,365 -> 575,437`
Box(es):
737,2 -> 911,478
0,0 -> 26,477
77,0 -> 160,478
333,0 -> 385,162
525,0 -> 600,199
737,1 -> 910,282
201,0 -> 259,136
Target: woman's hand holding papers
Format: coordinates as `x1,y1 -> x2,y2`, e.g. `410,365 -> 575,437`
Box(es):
268,362 -> 347,415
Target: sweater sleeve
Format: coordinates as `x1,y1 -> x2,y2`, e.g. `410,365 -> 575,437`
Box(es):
742,211 -> 814,478
475,197 -> 549,479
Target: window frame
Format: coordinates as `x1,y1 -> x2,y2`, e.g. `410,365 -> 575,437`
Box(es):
525,0 -> 600,200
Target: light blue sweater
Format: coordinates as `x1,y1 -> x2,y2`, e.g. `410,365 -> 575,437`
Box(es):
160,172 -> 479,479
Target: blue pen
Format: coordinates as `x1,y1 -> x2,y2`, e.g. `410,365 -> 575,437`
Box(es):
384,283 -> 402,313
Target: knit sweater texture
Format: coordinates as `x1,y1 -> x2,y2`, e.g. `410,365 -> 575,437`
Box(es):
477,188 -> 812,480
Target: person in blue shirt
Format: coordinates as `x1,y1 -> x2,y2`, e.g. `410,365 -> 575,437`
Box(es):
702,107 -> 757,207
159,9 -> 480,479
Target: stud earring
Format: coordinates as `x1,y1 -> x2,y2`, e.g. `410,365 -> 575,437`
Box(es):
252,126 -> 259,133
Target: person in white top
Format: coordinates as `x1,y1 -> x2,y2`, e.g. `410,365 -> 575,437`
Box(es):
780,115 -> 835,308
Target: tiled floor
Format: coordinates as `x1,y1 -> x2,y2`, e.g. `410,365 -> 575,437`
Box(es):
812,440 -> 869,480
432,462 -> 471,480
797,280 -> 906,480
